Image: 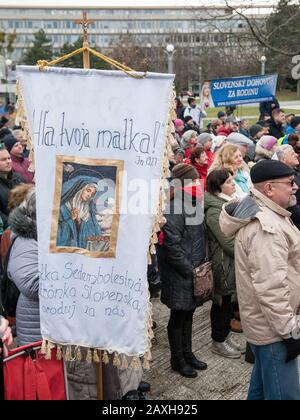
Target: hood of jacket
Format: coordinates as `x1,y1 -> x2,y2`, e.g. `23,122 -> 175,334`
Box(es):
8,205 -> 37,240
219,187 -> 291,238
254,144 -> 274,161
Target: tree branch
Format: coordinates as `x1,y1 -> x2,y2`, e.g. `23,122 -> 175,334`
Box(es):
224,0 -> 300,57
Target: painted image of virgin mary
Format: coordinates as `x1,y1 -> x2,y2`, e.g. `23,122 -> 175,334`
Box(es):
57,175 -> 101,249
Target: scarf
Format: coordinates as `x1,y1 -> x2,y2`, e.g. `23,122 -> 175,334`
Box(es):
234,169 -> 249,193
192,162 -> 207,191
217,192 -> 235,202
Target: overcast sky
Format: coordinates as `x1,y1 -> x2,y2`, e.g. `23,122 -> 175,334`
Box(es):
0,0 -> 279,7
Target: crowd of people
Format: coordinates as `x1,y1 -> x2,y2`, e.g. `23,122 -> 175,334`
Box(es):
0,95 -> 300,400
157,96 -> 300,399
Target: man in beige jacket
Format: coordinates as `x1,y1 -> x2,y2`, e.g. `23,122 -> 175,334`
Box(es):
220,159 -> 300,400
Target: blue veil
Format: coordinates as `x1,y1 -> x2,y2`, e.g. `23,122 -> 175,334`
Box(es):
57,175 -> 102,249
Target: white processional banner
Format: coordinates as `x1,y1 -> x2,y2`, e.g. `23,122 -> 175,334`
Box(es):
17,66 -> 174,359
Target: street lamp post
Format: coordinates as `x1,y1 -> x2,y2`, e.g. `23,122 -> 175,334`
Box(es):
166,44 -> 175,74
198,65 -> 202,97
260,55 -> 266,76
5,59 -> 13,104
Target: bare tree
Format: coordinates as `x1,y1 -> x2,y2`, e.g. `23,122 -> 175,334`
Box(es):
109,33 -> 149,72
222,0 -> 300,57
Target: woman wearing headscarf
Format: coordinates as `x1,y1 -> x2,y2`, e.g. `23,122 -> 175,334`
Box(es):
57,175 -> 101,249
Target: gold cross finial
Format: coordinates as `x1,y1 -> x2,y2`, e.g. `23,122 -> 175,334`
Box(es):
74,11 -> 95,69
75,11 -> 95,44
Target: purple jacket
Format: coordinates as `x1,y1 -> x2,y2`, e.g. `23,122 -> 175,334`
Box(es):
11,155 -> 34,184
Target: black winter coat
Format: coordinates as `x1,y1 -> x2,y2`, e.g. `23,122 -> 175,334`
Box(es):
259,99 -> 279,117
0,172 -> 24,228
268,119 -> 285,140
157,190 -> 206,311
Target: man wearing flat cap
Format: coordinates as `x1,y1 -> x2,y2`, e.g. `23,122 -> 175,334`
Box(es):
220,159 -> 300,400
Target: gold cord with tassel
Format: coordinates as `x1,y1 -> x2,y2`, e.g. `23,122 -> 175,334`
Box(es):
37,46 -> 146,80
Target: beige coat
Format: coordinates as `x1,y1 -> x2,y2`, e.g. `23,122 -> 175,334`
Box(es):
220,188 -> 300,346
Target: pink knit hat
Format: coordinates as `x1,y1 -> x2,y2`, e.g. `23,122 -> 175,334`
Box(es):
258,135 -> 278,151
174,118 -> 184,128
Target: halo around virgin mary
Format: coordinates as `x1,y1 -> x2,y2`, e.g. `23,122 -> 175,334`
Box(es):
57,175 -> 101,249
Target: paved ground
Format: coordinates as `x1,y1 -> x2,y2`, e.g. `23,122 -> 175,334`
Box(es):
280,101 -> 300,110
144,297 -> 252,400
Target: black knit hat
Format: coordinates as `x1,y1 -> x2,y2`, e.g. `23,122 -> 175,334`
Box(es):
250,160 -> 295,184
172,163 -> 198,182
184,115 -> 193,124
250,124 -> 264,138
3,133 -> 18,153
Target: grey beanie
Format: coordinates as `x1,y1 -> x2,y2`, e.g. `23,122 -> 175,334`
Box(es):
181,130 -> 198,150
197,132 -> 212,146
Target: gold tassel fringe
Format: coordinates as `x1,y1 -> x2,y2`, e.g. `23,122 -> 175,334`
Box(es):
41,339 -> 47,355
76,347 -> 82,361
15,81 -> 35,173
143,353 -> 151,370
130,356 -> 139,370
102,350 -> 109,365
113,351 -> 120,367
65,346 -> 71,361
45,342 -> 52,360
86,348 -> 92,363
121,354 -> 129,369
56,345 -> 62,360
93,349 -> 100,363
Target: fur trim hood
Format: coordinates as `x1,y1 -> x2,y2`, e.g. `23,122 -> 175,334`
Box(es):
8,190 -> 37,240
254,144 -> 274,162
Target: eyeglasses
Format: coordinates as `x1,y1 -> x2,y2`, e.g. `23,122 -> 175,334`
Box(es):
269,180 -> 295,187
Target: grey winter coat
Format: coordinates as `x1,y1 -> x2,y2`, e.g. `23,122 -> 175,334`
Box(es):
7,204 -> 41,346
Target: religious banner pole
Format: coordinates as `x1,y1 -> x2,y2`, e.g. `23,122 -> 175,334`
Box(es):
75,10 -> 103,401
